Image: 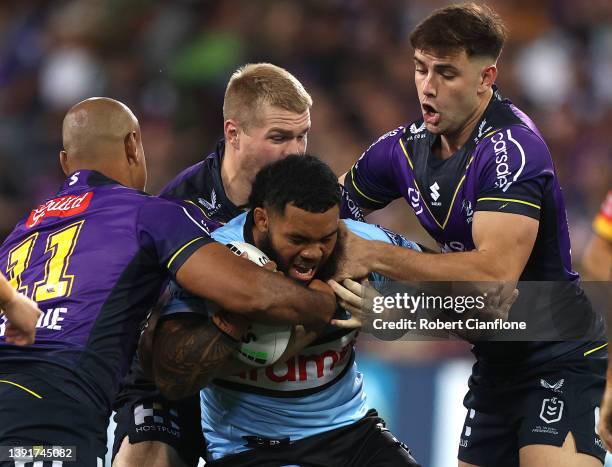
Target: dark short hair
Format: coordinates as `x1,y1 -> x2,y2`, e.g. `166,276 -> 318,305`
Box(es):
410,2 -> 507,60
248,154 -> 341,214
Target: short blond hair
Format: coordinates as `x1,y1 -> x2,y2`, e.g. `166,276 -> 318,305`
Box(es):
223,63 -> 312,129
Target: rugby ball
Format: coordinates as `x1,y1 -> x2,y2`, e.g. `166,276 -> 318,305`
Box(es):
226,241 -> 292,367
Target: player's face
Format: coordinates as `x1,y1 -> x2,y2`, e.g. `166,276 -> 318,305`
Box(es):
414,48 -> 489,136
262,204 -> 339,283
237,104 -> 310,178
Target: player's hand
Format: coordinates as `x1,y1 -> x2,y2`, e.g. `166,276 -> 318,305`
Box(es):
308,279 -> 338,324
329,278 -> 380,330
598,382 -> 612,451
278,324 -> 320,361
480,283 -> 519,321
1,292 -> 41,346
333,222 -> 372,282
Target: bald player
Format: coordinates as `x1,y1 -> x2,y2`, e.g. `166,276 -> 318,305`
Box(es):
0,97 -> 336,466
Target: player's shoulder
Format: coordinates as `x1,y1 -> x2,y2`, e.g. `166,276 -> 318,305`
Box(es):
344,219 -> 421,250
159,159 -> 208,199
211,212 -> 248,244
362,123 -> 408,156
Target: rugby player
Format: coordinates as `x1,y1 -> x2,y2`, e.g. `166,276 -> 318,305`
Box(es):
0,98 -> 336,466
112,63 -> 362,466
145,155 -> 421,466
0,273 -> 41,346
339,4 -> 607,466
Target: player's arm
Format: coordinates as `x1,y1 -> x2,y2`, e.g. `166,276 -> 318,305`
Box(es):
336,211 -> 536,282
176,242 -> 336,325
0,274 -> 41,346
145,311 -> 320,399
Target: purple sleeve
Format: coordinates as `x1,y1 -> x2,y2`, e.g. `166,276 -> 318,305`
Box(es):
137,198 -> 214,276
474,125 -> 553,220
343,127 -> 405,210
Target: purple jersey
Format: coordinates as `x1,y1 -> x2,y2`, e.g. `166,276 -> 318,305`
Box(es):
161,140 -> 364,223
0,170 -> 212,409
345,87 -> 604,365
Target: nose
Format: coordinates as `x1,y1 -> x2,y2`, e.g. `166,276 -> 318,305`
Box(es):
422,73 -> 436,98
300,246 -> 322,262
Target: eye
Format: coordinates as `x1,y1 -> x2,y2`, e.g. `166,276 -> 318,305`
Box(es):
270,135 -> 286,142
415,68 -> 427,75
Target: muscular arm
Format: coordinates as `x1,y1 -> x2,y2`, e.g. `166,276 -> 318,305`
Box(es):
150,315 -> 234,400
149,315 -> 320,400
338,211 -> 538,282
176,242 -> 336,325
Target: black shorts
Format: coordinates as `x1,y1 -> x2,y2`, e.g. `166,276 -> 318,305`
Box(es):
112,386 -> 204,466
0,372 -> 108,467
206,409 -> 421,467
458,347 -> 607,466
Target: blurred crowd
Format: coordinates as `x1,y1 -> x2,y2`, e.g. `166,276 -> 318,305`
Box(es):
0,0 -> 610,261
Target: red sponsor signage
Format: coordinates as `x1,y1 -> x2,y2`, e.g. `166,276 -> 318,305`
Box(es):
26,192 -> 93,228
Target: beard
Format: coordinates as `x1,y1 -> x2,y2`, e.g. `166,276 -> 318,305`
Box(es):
257,232 -> 342,283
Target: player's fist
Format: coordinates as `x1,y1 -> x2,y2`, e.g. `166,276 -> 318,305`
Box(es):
1,291 -> 41,346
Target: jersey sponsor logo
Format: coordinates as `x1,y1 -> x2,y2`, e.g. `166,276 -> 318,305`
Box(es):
26,192 -> 93,228
540,378 -> 564,394
410,122 -> 426,134
490,129 -> 526,193
429,182 -> 441,206
408,187 -> 424,216
539,397 -> 564,424
218,330 -> 357,392
198,189 -> 221,215
490,132 -> 513,191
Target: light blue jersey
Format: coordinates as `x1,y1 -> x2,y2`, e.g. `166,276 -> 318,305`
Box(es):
199,213 -> 420,460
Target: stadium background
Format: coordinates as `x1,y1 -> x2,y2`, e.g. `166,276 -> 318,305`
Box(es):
0,0 -> 610,465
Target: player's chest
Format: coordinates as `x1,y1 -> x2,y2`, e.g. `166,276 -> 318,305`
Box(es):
395,146 -> 479,252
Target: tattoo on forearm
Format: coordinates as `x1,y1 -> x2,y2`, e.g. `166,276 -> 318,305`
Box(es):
152,316 -> 235,399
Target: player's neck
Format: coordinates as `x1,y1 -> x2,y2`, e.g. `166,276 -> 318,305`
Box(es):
438,88 -> 492,160
220,149 -> 251,208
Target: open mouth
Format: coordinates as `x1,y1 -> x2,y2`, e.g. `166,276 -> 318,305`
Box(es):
422,103 -> 440,125
289,263 -> 317,282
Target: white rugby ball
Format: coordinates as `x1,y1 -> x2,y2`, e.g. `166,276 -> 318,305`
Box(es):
226,241 -> 292,367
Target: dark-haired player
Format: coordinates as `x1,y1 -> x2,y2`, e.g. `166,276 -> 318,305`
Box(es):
0,98 -> 336,466
112,63 -> 363,467
146,155 -> 421,466
340,3 -> 606,466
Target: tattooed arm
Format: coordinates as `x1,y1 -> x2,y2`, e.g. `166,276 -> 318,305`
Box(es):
147,314 -> 236,400
142,312 -> 321,400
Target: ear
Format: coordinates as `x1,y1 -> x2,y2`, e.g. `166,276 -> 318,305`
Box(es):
253,207 -> 269,233
59,150 -> 70,175
224,119 -> 240,150
124,131 -> 138,166
479,64 -> 497,94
